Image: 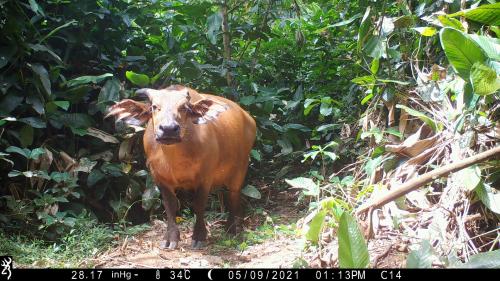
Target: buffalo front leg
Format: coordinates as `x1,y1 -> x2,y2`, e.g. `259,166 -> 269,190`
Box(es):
160,187 -> 180,249
191,187 -> 210,249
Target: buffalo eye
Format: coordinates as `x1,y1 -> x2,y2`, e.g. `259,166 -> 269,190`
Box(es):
151,104 -> 160,111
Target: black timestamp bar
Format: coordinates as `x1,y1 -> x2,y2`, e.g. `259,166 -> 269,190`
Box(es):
8,268 -> 499,281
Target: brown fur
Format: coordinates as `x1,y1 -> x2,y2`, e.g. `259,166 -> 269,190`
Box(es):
107,85 -> 256,248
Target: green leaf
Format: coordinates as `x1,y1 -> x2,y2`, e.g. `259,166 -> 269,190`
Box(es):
406,240 -> 436,268
39,20 -> 77,43
470,62 -> 500,96
125,71 -> 150,87
320,103 -> 333,116
285,177 -> 319,196
338,212 -> 369,268
142,185 -> 160,211
19,125 -> 34,147
361,93 -> 373,105
18,117 -> 46,128
250,149 -> 261,161
437,15 -> 464,31
98,78 -> 121,106
351,75 -> 376,86
454,164 -> 481,191
357,7 -> 372,53
207,11 -> 223,45
305,210 -> 326,243
413,27 -> 437,36
370,58 -> 380,74
459,250 -> 500,268
283,123 -> 311,132
66,73 -> 113,87
396,105 -> 439,131
29,148 -> 46,160
53,101 -> 70,111
241,184 -> 261,199
475,183 -> 500,214
449,3 -> 500,26
468,34 -> 500,61
439,28 -> 487,79
6,146 -> 30,158
28,0 -> 45,16
364,155 -> 384,176
87,169 -> 105,187
30,63 -> 51,96
364,36 -> 386,59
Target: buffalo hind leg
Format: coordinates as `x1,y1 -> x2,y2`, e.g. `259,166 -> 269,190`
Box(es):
191,186 -> 210,249
160,187 -> 180,249
226,190 -> 243,235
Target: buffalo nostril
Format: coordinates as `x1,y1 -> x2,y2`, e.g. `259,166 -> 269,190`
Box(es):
159,124 -> 180,136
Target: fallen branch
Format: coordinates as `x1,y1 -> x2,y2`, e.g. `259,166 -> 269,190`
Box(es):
357,145 -> 500,215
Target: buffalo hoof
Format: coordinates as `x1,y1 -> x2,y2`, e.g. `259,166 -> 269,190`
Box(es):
160,241 -> 178,250
191,240 -> 206,249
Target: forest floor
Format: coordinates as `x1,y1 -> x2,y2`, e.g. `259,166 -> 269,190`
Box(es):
89,186 -> 312,268
86,183 -> 407,268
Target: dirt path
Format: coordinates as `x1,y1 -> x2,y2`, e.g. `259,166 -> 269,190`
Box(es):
92,189 -> 307,268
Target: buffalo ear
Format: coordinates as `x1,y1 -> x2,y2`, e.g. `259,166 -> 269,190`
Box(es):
105,99 -> 151,126
187,98 -> 228,124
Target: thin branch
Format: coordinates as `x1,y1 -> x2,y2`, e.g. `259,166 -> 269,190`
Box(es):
357,145 -> 500,215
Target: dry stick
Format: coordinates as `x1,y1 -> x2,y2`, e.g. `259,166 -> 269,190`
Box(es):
357,145 -> 500,215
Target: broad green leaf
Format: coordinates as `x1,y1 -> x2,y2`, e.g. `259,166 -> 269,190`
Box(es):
66,73 -> 113,87
364,36 -> 386,59
29,148 -> 46,160
453,164 -> 481,191
475,183 -> 500,214
142,185 -> 160,211
437,15 -> 464,31
250,149 -> 261,161
449,3 -> 500,26
468,34 -> 500,61
338,212 -> 369,268
323,151 -> 337,162
459,250 -> 500,268
470,62 -> 500,96
325,13 -> 362,29
406,240 -> 436,268
285,177 -> 319,196
207,11 -> 223,44
439,28 -> 487,79
357,7 -> 371,52
87,169 -> 104,187
364,155 -> 384,176
126,71 -> 150,87
413,27 -> 437,36
30,63 -> 51,96
283,123 -> 311,132
53,101 -> 70,111
320,103 -> 333,116
242,184 -> 261,199
19,125 -> 34,147
396,104 -> 439,131
6,146 -> 30,158
18,117 -> 46,128
305,210 -> 326,243
98,78 -> 121,106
